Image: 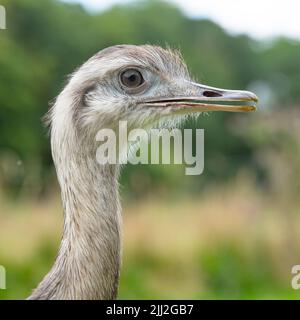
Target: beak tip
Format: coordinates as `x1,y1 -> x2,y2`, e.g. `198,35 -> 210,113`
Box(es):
247,91 -> 259,103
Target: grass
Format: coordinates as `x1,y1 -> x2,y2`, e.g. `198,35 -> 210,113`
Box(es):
0,175 -> 300,299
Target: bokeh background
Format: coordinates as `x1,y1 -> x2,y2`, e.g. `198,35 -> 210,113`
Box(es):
1,0 -> 300,299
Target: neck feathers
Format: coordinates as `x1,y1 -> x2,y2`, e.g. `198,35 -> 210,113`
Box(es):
29,95 -> 122,300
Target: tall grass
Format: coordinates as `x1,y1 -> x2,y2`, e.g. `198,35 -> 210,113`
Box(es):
0,174 -> 300,299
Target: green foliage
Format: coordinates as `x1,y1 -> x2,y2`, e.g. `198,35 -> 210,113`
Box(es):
0,0 -> 300,197
0,244 -> 56,299
199,242 -> 282,299
1,243 -> 298,300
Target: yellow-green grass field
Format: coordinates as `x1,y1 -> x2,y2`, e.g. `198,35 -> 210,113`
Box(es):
1,175 -> 300,299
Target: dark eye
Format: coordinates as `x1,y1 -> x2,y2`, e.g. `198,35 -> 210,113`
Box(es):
120,69 -> 144,88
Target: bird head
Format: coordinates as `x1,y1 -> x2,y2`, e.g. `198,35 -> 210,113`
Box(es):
49,44 -> 258,138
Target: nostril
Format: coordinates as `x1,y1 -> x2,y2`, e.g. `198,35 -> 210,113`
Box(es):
203,90 -> 222,97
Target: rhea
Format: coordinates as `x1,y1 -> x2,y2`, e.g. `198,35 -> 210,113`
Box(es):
28,45 -> 257,300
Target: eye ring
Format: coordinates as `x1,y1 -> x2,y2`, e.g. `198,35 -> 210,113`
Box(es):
119,68 -> 145,91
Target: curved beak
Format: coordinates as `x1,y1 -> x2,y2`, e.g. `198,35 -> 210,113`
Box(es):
143,81 -> 258,113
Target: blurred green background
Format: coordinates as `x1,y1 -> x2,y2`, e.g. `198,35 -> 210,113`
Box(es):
1,0 -> 300,299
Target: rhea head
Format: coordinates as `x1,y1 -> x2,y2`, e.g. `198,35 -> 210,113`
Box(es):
49,44 -> 257,142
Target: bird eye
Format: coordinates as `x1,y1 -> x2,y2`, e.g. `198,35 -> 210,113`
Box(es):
120,69 -> 144,89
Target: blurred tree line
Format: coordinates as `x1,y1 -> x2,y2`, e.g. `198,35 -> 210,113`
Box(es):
0,0 -> 299,199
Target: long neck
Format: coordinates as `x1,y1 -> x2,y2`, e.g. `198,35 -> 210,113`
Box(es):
29,122 -> 122,300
